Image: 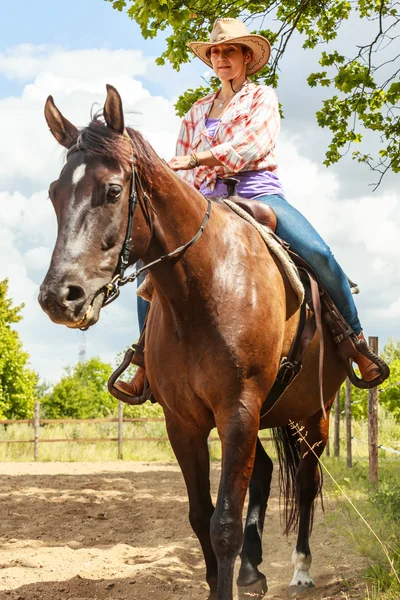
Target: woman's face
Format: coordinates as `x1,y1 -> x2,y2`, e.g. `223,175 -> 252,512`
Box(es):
209,43 -> 250,81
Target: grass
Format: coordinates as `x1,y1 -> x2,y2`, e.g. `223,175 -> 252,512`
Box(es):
289,409 -> 400,600
0,420 -> 237,462
0,420 -> 170,461
321,455 -> 400,600
326,408 -> 400,459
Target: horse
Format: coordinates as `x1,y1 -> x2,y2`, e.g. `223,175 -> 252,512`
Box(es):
39,84 -> 346,600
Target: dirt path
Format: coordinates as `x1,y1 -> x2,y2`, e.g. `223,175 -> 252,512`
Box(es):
0,462 -> 366,599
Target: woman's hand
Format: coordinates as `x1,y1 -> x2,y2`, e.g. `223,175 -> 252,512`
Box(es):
168,151 -> 223,170
168,155 -> 193,171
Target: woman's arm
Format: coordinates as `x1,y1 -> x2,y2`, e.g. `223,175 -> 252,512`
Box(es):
171,108 -> 223,170
169,150 -> 223,171
170,86 -> 279,172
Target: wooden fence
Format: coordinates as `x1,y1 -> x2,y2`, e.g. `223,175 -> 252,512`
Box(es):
325,336 -> 400,485
0,404 -> 273,460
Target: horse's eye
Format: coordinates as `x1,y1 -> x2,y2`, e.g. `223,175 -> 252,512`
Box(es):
107,184 -> 122,203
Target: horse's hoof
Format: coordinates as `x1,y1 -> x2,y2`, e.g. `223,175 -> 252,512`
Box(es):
288,580 -> 315,597
237,574 -> 268,599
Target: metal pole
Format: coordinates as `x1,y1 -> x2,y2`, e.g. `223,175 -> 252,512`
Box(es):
334,388 -> 340,457
118,401 -> 124,460
345,378 -> 352,468
34,402 -> 40,461
368,336 -> 379,485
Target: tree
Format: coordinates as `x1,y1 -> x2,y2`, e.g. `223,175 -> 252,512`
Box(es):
0,279 -> 37,419
41,357 -> 115,419
379,358 -> 400,420
381,335 -> 400,364
337,347 -> 400,421
108,0 -> 400,187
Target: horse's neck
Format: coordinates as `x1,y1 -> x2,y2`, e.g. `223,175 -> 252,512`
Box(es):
141,168 -> 214,306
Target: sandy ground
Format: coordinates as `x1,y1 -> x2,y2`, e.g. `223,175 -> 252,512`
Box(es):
0,461 -> 367,600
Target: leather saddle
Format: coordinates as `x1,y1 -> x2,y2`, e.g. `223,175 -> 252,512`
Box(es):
222,178 -> 277,231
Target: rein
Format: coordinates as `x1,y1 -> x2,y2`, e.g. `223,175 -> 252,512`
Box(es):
66,137 -> 212,316
104,195 -> 212,306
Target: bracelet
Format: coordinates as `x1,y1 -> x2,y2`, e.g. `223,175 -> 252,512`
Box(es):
189,153 -> 199,168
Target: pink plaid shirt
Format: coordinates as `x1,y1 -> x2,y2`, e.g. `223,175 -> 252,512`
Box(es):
175,81 -> 280,191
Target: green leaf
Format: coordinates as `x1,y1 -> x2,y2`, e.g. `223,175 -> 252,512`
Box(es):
0,279 -> 38,419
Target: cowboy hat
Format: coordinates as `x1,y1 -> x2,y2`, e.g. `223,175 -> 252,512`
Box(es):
189,18 -> 271,76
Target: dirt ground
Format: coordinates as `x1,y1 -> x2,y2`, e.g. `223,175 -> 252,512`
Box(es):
0,462 -> 367,600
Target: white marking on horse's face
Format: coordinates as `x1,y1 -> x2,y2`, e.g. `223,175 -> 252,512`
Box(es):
64,162 -> 90,259
72,163 -> 87,186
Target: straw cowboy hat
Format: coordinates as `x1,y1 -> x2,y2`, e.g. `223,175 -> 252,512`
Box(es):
189,18 -> 271,76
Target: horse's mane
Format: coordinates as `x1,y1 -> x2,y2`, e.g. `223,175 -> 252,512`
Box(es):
79,114 -> 160,175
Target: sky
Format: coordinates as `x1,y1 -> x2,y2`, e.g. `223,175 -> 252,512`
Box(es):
0,1 -> 399,384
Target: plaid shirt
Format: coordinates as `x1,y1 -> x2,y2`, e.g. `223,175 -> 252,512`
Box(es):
175,81 -> 280,191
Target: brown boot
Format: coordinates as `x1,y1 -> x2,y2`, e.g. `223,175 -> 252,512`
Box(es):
114,366 -> 146,398
353,332 -> 381,382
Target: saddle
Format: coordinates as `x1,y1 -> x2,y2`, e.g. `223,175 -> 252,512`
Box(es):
231,197 -> 277,232
108,177 -> 389,414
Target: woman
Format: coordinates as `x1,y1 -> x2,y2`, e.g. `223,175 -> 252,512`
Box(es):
116,18 -> 382,398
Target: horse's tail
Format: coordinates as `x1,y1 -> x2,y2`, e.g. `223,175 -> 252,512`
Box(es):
272,424 -> 324,535
272,424 -> 301,535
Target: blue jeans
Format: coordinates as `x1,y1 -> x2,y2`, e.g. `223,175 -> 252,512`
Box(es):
136,260 -> 149,333
257,194 -> 361,334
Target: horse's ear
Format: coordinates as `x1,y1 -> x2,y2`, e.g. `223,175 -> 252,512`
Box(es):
104,84 -> 125,135
44,96 -> 79,149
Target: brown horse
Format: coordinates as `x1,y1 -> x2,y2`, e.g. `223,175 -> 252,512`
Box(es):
39,85 -> 346,600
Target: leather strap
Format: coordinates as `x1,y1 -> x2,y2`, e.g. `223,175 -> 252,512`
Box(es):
259,268 -> 326,420
260,299 -> 310,418
307,272 -> 327,420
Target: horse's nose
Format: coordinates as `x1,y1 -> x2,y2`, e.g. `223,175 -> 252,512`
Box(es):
63,284 -> 86,306
39,282 -> 87,316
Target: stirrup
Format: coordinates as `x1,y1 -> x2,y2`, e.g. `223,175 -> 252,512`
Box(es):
108,345 -> 148,405
343,336 -> 390,389
318,288 -> 389,389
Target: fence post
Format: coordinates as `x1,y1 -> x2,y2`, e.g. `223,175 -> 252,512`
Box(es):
118,401 -> 124,460
345,378 -> 352,468
325,430 -> 330,456
34,402 -> 40,461
334,388 -> 340,457
368,336 -> 379,485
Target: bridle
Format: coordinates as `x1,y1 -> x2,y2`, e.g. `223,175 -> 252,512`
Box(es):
65,135 -> 212,316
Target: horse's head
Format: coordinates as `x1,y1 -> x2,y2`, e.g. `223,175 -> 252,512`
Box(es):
39,85 -> 151,329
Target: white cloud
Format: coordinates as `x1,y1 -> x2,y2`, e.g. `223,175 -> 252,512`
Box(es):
371,298 -> 400,320
0,45 -> 149,82
24,246 -> 52,271
0,46 -> 182,193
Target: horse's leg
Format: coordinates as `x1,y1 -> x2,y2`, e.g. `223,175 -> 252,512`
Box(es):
165,416 -> 218,600
237,437 -> 273,599
289,400 -> 333,597
211,404 -> 260,600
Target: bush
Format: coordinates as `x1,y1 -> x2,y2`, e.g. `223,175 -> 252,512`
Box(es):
370,479 -> 400,523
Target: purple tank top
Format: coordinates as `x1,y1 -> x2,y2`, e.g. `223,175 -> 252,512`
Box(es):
199,118 -> 285,199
